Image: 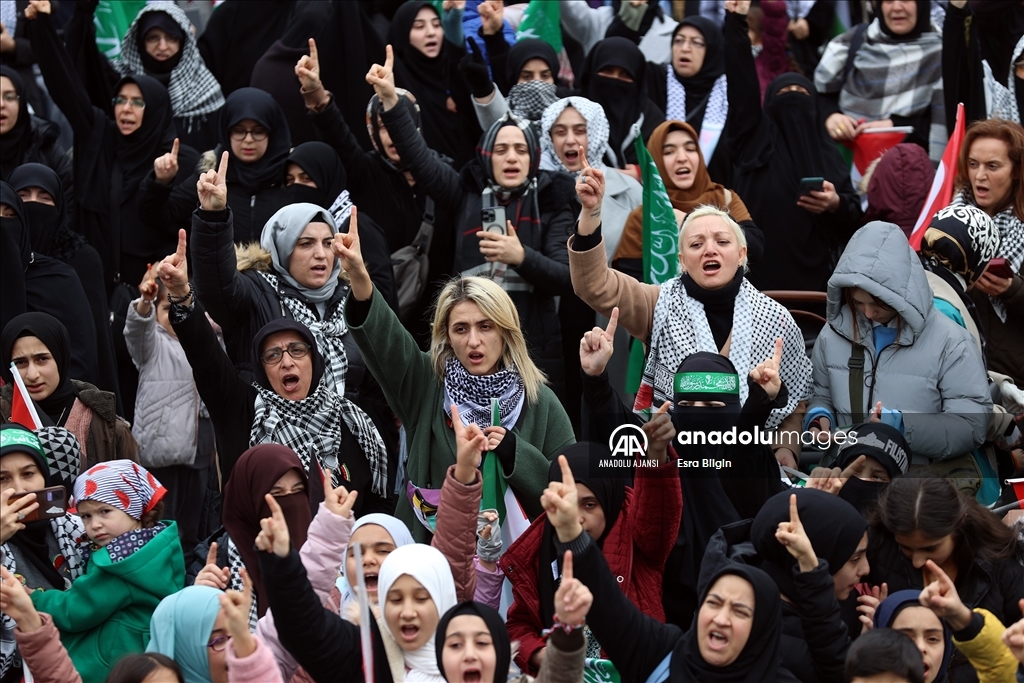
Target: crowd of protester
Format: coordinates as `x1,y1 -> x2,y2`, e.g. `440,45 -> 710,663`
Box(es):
1,0 -> 1024,682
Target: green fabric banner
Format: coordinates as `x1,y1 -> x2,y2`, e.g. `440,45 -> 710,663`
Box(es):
93,0 -> 147,59
516,0 -> 562,52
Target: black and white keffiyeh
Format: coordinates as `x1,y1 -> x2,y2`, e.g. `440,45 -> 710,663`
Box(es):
443,357 -> 525,431
225,536 -> 258,631
951,192 -> 1024,321
114,2 -> 225,124
814,19 -> 945,160
637,277 -> 811,429
329,189 -> 354,227
34,426 -> 82,493
1,514 -> 85,679
539,96 -> 610,173
507,81 -> 559,123
258,271 -> 350,396
986,35 -> 1024,121
250,376 -> 388,495
665,71 -> 728,162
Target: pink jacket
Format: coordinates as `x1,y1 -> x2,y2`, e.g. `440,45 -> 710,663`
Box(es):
259,468 -> 483,681
226,636 -> 284,683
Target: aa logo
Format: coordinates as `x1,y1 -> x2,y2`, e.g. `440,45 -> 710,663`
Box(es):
608,424 -> 648,459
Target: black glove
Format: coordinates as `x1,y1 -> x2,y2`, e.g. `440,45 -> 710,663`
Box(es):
491,430 -> 517,477
459,38 -> 495,99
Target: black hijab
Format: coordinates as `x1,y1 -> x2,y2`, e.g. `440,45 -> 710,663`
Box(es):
0,181 -> 31,269
8,163 -> 78,259
0,66 -> 33,181
284,142 -> 347,209
220,88 -> 292,194
0,313 -> 77,424
114,75 -> 178,196
388,1 -> 478,167
671,17 -> 725,129
505,39 -> 559,85
538,442 -> 626,628
580,38 -> 656,167
674,564 -> 785,682
0,423 -> 67,590
875,0 -> 931,41
136,11 -> 187,75
250,318 -> 324,397
751,489 -> 867,600
435,602 -> 512,682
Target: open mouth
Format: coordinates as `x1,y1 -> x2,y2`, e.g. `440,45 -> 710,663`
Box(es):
564,149 -> 580,163
26,383 -> 45,393
118,118 -> 136,132
674,167 -> 691,180
364,574 -> 378,592
707,630 -> 729,650
462,669 -> 482,683
467,351 -> 485,365
702,260 -> 721,275
974,184 -> 989,198
399,624 -> 420,642
424,40 -> 439,52
311,264 -> 328,276
502,167 -> 521,178
281,373 -> 301,392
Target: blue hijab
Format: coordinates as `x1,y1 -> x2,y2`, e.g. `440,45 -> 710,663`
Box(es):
874,589 -> 953,683
147,586 -> 222,683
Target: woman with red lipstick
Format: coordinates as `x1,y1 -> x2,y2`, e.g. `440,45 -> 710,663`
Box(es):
953,119 -> 1024,386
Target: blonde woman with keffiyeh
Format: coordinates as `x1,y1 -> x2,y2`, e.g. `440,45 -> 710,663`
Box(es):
569,171 -> 811,469
338,210 -> 574,542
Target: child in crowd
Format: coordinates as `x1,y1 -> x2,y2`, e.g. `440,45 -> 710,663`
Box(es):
125,266 -> 216,563
27,460 -> 185,683
845,628 -> 924,683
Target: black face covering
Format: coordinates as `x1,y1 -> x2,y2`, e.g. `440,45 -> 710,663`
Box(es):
0,181 -> 31,269
762,73 -> 832,179
284,141 -> 347,209
838,476 -> 888,516
580,37 -> 648,163
671,352 -> 742,438
8,163 -> 70,259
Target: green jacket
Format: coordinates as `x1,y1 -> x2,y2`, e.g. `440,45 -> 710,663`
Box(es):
31,522 -> 185,683
347,289 -> 576,542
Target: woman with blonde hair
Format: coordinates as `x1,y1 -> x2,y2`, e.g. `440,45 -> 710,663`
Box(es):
338,215 -> 575,541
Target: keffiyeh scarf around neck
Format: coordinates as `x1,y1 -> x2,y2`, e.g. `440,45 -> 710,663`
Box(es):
114,4 -> 224,124
666,71 -> 729,162
636,277 -> 811,429
443,357 -> 525,430
952,192 -> 1024,321
1,514 -> 85,679
250,376 -> 388,495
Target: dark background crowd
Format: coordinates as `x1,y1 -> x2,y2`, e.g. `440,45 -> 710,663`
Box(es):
1,1 -> 1023,683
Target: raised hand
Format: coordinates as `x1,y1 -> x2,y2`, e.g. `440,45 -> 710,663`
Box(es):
332,206 -> 372,300
366,45 -> 398,110
1002,598 -> 1024,665
477,221 -> 525,266
138,264 -> 159,301
443,0 -> 467,10
323,466 -> 359,519
156,229 -> 190,299
575,151 -> 605,210
0,489 -> 37,545
255,494 -> 291,558
724,0 -> 751,14
826,112 -> 859,142
775,494 -> 819,572
643,401 -> 674,464
194,541 -> 231,590
451,404 -> 488,484
478,0 -> 504,35
856,582 -> 888,633
806,454 -> 867,495
919,560 -> 973,630
867,401 -> 883,423
295,38 -> 322,92
579,307 -> 617,377
750,337 -> 783,400
0,565 -> 42,632
220,567 -> 257,657
197,150 -> 229,211
154,138 -> 180,185
554,551 -> 594,626
24,0 -> 51,20
541,455 -> 582,542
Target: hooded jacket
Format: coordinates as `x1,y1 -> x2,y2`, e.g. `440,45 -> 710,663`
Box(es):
29,522 -> 185,683
863,143 -> 935,237
808,222 -> 991,461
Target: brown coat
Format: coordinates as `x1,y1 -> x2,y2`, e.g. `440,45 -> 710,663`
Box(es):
0,381 -> 137,471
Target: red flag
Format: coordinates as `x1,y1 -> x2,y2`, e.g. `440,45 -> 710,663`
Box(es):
1010,478 -> 1024,505
8,362 -> 43,430
909,103 -> 965,250
842,127 -> 912,177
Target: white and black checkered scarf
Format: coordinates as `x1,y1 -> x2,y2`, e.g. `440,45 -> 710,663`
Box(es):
815,18 -> 945,161
951,192 -> 1024,321
250,375 -> 388,496
637,277 -> 812,429
442,357 -> 525,431
114,3 -> 225,123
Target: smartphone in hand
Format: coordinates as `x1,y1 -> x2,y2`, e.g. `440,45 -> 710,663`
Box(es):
481,206 -> 507,235
797,177 -> 825,197
986,257 -> 1014,279
9,486 -> 67,522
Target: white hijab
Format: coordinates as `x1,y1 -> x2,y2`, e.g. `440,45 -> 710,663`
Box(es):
377,544 -> 458,682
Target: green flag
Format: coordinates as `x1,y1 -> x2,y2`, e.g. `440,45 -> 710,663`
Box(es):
626,127 -> 678,394
516,0 -> 561,52
93,1 -> 148,59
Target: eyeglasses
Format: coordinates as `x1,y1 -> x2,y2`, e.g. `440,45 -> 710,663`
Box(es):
1,93 -> 19,103
672,36 -> 706,49
112,96 -> 146,109
207,635 -> 231,652
260,341 -> 312,365
230,126 -> 269,141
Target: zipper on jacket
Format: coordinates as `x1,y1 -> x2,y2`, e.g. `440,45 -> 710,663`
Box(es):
250,195 -> 256,212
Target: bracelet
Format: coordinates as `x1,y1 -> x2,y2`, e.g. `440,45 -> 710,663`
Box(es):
167,282 -> 194,304
541,614 -> 585,639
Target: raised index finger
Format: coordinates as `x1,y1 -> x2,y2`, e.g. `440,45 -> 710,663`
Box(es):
788,493 -> 801,525
772,337 -> 783,367
579,147 -> 591,170
562,550 -> 573,582
557,454 -> 575,489
450,404 -> 465,433
308,37 -> 318,63
175,228 -> 187,259
264,493 -> 284,521
384,44 -> 394,71
170,137 -> 180,160
217,150 -> 229,178
605,307 -> 618,338
348,206 -> 359,238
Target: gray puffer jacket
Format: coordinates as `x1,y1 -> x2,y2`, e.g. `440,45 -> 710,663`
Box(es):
124,299 -> 199,468
809,222 -> 991,461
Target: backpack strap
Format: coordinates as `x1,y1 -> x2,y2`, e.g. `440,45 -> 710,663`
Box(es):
848,344 -> 865,424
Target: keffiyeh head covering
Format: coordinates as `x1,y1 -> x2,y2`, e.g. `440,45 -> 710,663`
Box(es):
73,460 -> 166,521
539,97 -> 609,173
378,544 -> 458,682
147,585 -> 222,683
921,204 -> 1000,288
114,3 -> 224,122
435,602 -> 511,683
260,202 -> 341,304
